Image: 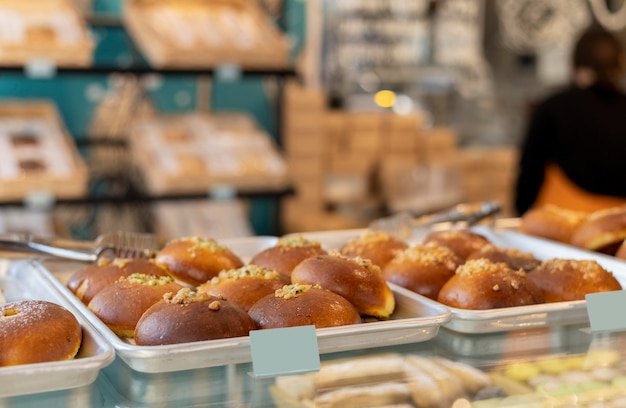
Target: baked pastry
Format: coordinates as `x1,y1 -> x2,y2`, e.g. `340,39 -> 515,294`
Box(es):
570,206 -> 626,254
527,258 -> 622,302
382,242 -> 461,300
437,259 -> 545,310
135,288 -> 256,345
519,204 -> 589,243
291,252 -> 395,318
67,258 -> 171,305
197,264 -> 285,311
87,273 -> 184,338
340,230 -> 409,268
421,230 -> 491,262
0,300 -> 82,366
466,244 -> 541,272
615,239 -> 626,260
155,236 -> 244,286
248,283 -> 361,329
249,235 -> 327,282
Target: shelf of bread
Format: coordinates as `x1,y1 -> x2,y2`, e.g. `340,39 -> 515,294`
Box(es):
0,100 -> 88,202
0,0 -> 94,67
123,0 -> 290,69
128,111 -> 289,195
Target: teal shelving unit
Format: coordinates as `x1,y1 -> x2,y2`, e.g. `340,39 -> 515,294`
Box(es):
0,0 -> 306,237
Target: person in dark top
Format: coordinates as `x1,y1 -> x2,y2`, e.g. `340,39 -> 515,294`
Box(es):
514,26 -> 626,215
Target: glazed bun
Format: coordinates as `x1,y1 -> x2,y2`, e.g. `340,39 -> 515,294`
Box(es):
382,242 -> 461,300
197,265 -> 285,312
291,253 -> 395,318
0,300 -> 82,366
249,236 -> 327,282
466,244 -> 541,272
88,273 -> 184,338
67,258 -> 171,305
615,239 -> 626,260
135,288 -> 256,345
155,237 -> 244,286
520,205 -> 588,243
248,284 -> 361,329
570,206 -> 626,254
340,230 -> 409,268
527,258 -> 622,302
437,259 -> 544,310
422,230 -> 491,262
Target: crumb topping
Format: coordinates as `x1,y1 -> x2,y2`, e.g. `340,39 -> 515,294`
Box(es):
392,242 -> 458,266
164,288 -> 212,305
275,283 -> 322,299
349,231 -> 394,248
456,258 -> 522,278
277,235 -> 321,248
122,273 -> 174,286
543,259 -> 610,281
328,251 -> 382,273
172,236 -> 227,253
210,264 -> 280,284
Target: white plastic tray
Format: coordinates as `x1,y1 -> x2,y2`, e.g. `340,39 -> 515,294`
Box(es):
293,226 -> 626,334
0,258 -> 115,398
35,236 -> 451,373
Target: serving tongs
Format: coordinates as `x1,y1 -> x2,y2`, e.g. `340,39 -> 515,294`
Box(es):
0,231 -> 160,262
369,201 -> 502,240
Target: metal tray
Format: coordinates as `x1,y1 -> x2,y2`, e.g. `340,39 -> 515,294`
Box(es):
0,258 -> 115,398
292,226 -> 626,335
34,236 -> 451,374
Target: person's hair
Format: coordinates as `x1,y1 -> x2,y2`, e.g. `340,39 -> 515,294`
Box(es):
573,26 -> 624,89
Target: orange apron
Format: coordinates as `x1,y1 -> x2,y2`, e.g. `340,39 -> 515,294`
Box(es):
534,164 -> 626,212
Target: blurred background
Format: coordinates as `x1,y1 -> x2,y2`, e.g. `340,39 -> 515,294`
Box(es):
0,0 -> 624,240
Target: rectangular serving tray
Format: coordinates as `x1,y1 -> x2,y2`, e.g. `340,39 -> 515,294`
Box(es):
0,258 -> 115,398
290,225 -> 626,335
35,236 -> 451,374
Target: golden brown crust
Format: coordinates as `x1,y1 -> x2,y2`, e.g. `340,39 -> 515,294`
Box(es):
437,259 -> 544,310
291,253 -> 395,318
340,231 -> 409,268
570,206 -> 626,254
466,244 -> 541,272
382,242 -> 461,300
155,236 -> 244,286
0,300 -> 82,366
67,258 -> 171,305
422,230 -> 491,262
249,236 -> 327,281
197,265 -> 285,311
520,205 -> 589,243
134,289 -> 256,345
248,284 -> 361,329
87,274 -> 184,338
527,258 -> 622,302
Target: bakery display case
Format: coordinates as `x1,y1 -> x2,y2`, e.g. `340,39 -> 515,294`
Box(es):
3,213 -> 626,407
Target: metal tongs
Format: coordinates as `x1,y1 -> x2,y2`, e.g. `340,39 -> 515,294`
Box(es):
0,231 -> 159,262
369,201 -> 502,240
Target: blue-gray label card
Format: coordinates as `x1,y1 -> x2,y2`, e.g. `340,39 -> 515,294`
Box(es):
586,290 -> 626,332
249,325 -> 320,378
